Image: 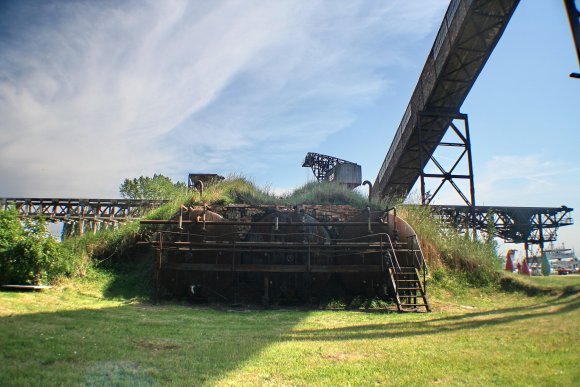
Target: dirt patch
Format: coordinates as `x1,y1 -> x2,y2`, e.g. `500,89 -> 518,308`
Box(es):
133,339 -> 180,352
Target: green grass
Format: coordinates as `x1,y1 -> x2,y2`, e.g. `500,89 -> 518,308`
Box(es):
399,205 -> 501,287
499,272 -> 580,296
1,275 -> 578,386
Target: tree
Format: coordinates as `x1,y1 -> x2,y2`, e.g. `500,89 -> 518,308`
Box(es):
119,174 -> 186,200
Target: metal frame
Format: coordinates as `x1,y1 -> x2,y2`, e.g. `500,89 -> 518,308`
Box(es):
418,111 -> 475,207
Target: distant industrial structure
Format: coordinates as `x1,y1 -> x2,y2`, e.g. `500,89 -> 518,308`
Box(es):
302,152 -> 362,189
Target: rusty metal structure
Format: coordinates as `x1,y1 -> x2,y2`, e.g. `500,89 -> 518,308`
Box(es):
1,198 -> 165,235
373,0 -> 520,202
142,205 -> 430,311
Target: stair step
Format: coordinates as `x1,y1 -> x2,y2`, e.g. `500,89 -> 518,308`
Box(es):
400,303 -> 428,307
395,279 -> 419,282
397,287 -> 421,291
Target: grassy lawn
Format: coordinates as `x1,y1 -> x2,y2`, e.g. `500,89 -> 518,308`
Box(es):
509,273 -> 580,290
1,274 -> 579,386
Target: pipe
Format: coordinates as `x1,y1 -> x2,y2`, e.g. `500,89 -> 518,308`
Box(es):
178,205 -> 184,230
140,219 -> 387,226
362,180 -> 372,203
195,180 -> 204,199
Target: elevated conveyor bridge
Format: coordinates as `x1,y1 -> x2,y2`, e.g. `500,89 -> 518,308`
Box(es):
373,0 -> 520,201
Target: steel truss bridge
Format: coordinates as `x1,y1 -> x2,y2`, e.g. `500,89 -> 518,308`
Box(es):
431,205 -> 574,250
1,198 -> 166,235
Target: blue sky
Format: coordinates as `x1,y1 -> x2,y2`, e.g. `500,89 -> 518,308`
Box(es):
0,0 -> 578,253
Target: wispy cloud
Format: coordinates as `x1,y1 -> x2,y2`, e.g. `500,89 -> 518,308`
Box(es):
476,155 -> 580,206
0,0 -> 447,197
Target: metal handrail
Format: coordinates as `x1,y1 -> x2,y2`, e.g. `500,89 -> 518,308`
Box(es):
377,232 -> 401,274
408,234 -> 428,293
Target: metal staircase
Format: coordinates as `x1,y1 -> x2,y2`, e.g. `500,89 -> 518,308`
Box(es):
386,236 -> 430,312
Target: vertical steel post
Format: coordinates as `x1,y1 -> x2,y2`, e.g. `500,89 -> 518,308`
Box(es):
538,213 -> 545,256
564,0 -> 580,68
464,115 -> 477,239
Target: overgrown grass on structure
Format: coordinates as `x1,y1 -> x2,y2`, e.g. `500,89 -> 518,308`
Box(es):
187,177 -> 376,209
38,177 -> 499,296
55,177 -> 376,287
282,181 -> 373,208
65,177 -> 373,258
399,204 -> 501,288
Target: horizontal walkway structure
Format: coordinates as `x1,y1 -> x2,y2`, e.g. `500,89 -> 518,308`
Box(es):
431,205 -> 574,245
1,198 -> 166,224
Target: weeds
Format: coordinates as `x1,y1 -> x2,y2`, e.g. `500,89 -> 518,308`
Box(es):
399,204 -> 501,288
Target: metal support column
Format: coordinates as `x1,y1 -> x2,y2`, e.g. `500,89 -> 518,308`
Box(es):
564,0 -> 580,77
418,111 -> 476,236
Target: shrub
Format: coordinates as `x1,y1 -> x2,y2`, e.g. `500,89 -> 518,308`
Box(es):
0,208 -> 82,285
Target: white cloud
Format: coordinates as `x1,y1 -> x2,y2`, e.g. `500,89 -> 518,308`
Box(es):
0,0 -> 447,197
476,155 -> 580,207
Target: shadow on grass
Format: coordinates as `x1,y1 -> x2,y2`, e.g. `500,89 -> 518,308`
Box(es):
283,293 -> 580,342
99,247 -> 155,300
0,302 -> 307,385
2,287 -> 578,385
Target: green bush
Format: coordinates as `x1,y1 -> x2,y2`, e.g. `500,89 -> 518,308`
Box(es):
0,208 -> 80,285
